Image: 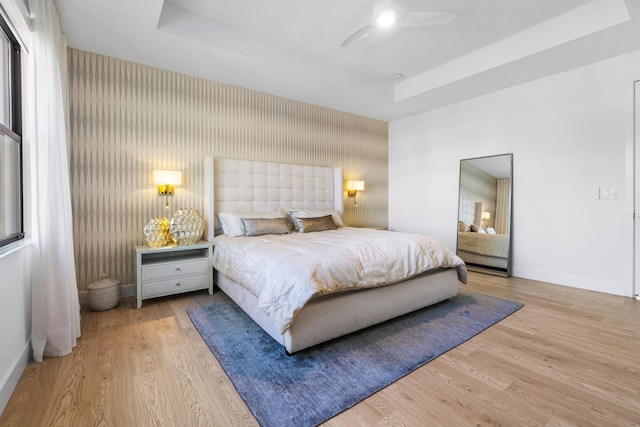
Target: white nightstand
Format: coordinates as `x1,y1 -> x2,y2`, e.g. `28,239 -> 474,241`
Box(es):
135,240 -> 213,309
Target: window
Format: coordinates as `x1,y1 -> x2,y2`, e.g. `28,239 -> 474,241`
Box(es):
0,13 -> 23,248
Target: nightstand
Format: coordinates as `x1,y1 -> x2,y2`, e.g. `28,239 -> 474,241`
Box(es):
135,240 -> 213,309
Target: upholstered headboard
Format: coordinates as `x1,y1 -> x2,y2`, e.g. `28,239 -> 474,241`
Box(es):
459,198 -> 481,226
204,157 -> 343,240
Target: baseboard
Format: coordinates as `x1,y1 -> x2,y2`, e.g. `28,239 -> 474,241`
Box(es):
511,266 -> 627,297
0,342 -> 30,415
78,283 -> 136,306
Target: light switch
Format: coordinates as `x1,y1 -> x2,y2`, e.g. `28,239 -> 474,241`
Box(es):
607,188 -> 616,200
598,187 -> 617,200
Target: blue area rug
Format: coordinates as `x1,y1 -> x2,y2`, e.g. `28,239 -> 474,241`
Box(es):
187,290 -> 522,427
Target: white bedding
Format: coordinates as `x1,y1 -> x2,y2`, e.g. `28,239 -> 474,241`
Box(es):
212,227 -> 467,334
457,231 -> 509,258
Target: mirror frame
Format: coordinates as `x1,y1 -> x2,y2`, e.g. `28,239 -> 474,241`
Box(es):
456,153 -> 513,277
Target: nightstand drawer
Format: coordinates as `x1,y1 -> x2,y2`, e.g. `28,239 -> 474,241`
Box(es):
141,259 -> 209,281
142,274 -> 209,298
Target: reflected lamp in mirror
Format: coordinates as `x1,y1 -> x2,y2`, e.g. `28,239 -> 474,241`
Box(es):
345,180 -> 365,206
153,169 -> 182,209
481,211 -> 490,228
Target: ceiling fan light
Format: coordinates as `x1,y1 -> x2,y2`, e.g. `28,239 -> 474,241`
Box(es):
376,10 -> 397,27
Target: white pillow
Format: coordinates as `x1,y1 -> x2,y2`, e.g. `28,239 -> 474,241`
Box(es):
487,227 -> 497,234
218,209 -> 286,237
286,208 -> 345,228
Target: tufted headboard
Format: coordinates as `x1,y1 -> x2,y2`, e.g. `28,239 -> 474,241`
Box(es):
459,198 -> 479,226
204,157 -> 343,240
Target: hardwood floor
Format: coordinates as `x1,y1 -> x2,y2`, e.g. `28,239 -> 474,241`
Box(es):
2,272 -> 639,426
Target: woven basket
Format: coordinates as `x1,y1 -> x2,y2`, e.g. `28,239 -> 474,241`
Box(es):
87,278 -> 121,311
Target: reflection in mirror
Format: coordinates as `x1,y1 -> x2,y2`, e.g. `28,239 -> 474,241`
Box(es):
457,154 -> 512,277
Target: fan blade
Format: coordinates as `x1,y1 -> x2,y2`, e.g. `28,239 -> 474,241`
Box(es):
340,24 -> 375,47
398,11 -> 455,28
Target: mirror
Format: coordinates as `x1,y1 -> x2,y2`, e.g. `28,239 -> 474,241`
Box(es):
457,154 -> 512,277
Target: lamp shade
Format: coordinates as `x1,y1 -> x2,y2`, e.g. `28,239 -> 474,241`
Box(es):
345,180 -> 365,191
482,211 -> 490,220
153,170 -> 182,186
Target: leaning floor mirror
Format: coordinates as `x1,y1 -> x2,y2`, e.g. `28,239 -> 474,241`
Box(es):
457,154 -> 513,277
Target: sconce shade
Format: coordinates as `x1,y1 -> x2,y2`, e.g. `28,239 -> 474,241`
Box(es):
345,180 -> 365,192
153,170 -> 182,186
481,211 -> 490,227
345,180 -> 365,205
153,170 -> 182,208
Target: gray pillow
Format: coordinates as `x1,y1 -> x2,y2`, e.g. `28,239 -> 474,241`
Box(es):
241,218 -> 291,236
292,215 -> 337,233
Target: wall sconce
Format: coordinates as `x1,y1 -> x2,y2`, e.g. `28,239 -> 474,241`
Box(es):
153,169 -> 182,209
481,211 -> 490,228
345,180 -> 365,206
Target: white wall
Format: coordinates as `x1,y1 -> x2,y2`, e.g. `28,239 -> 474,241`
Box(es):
0,0 -> 32,414
0,243 -> 32,414
390,49 -> 640,297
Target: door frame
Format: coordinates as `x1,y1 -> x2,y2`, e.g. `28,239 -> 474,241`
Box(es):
634,80 -> 640,299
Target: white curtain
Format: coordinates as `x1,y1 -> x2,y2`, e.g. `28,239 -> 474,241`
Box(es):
495,178 -> 511,235
28,0 -> 81,362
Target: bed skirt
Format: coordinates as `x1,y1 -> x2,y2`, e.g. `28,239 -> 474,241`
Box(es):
457,250 -> 507,269
215,268 -> 460,354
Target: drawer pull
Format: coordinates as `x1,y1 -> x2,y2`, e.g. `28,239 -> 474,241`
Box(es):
176,267 -> 181,271
176,282 -> 181,286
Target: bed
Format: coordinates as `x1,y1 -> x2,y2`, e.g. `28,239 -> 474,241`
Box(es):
457,231 -> 508,269
457,198 -> 509,271
204,157 -> 467,354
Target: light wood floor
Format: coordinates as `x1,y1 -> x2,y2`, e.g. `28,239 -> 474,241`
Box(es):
1,272 -> 639,426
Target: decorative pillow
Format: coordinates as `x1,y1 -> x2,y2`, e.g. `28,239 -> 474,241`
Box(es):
241,218 -> 291,236
292,215 -> 337,233
458,220 -> 471,232
218,210 -> 285,237
470,224 -> 487,233
287,209 -> 345,228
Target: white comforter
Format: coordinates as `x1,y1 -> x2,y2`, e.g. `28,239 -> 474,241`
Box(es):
212,228 -> 467,334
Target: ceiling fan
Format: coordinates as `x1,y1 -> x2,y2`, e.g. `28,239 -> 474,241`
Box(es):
340,0 -> 455,47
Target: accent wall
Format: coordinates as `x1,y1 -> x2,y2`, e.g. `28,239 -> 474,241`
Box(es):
68,48 -> 388,292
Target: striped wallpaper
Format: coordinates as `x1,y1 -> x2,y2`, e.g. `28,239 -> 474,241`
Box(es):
68,48 -> 388,291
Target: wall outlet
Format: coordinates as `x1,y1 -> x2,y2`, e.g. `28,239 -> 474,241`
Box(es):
593,186 -> 600,200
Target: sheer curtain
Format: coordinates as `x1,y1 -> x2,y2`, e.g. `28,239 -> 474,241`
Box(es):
28,0 -> 81,362
495,178 -> 511,235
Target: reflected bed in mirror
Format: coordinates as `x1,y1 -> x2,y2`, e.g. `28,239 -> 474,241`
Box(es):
457,154 -> 512,277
